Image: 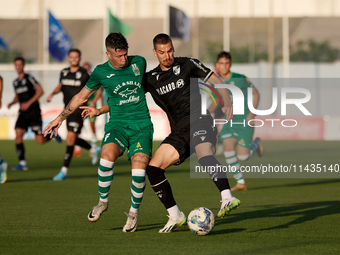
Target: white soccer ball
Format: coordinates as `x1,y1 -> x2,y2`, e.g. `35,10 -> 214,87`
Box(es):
187,207 -> 215,235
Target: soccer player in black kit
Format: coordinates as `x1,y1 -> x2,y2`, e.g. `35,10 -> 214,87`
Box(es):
145,34 -> 241,233
47,49 -> 100,181
8,57 -> 61,171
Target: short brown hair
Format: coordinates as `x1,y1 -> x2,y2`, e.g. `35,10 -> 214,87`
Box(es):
216,51 -> 232,62
153,33 -> 172,49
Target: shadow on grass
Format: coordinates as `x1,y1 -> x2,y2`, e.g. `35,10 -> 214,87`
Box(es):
216,200 -> 340,232
251,178 -> 340,191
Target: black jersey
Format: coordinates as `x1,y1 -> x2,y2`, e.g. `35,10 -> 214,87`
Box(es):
145,57 -> 213,130
12,73 -> 40,111
59,67 -> 90,106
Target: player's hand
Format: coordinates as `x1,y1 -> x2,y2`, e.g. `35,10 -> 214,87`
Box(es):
246,112 -> 255,126
0,100 -> 2,109
7,102 -> 12,109
222,103 -> 233,121
20,102 -> 30,112
43,118 -> 63,138
80,106 -> 100,118
46,94 -> 53,102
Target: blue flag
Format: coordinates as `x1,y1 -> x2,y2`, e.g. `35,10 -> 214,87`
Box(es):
49,11 -> 72,62
0,32 -> 9,51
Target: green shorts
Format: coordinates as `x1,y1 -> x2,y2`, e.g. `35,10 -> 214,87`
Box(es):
219,118 -> 254,149
101,121 -> 153,159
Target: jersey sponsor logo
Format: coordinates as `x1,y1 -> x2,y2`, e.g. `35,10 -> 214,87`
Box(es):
173,65 -> 180,76
113,81 -> 141,94
193,130 -> 207,137
176,79 -> 184,88
75,71 -> 82,79
106,74 -> 115,78
15,86 -> 28,94
119,87 -> 137,98
190,58 -> 207,73
118,95 -> 140,106
132,63 -> 140,76
155,79 -> 185,95
61,79 -> 82,86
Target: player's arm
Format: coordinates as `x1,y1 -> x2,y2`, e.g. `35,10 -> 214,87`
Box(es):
80,103 -> 109,118
247,86 -> 260,123
207,73 -> 233,121
20,84 -> 44,112
7,94 -> 19,109
43,87 -> 95,138
47,83 -> 62,102
88,86 -> 103,107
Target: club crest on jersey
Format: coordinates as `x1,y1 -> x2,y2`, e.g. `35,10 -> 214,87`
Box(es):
173,65 -> 180,76
21,78 -> 26,85
62,70 -> 69,77
76,71 -> 82,79
132,63 -> 140,76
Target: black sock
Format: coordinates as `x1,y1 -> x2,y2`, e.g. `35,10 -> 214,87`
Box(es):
76,138 -> 91,150
63,146 -> 74,168
198,155 -> 230,192
16,143 -> 25,161
146,165 -> 177,209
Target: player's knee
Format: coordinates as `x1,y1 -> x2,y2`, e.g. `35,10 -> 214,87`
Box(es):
146,165 -> 166,186
237,154 -> 250,161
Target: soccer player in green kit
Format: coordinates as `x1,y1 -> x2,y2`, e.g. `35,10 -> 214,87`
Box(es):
43,33 -> 153,232
213,51 -> 264,191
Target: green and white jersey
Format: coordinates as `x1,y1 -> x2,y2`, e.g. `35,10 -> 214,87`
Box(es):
223,72 -> 254,120
85,55 -> 151,123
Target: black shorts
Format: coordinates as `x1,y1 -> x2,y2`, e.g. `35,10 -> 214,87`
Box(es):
161,115 -> 217,164
15,108 -> 43,135
66,108 -> 84,134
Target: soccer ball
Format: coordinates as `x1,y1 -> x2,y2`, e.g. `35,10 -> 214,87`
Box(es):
187,207 -> 215,235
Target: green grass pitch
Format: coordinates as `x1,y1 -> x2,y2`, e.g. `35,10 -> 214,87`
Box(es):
0,140 -> 340,254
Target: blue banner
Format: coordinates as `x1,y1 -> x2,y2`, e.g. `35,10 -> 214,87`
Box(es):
0,32 -> 9,51
49,11 -> 72,62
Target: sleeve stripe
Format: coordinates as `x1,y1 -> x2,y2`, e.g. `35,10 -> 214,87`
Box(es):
203,70 -> 214,83
85,85 -> 96,91
28,76 -> 39,87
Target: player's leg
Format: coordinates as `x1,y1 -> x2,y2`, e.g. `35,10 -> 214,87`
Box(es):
89,116 -> 98,150
193,115 -> 240,218
123,123 -> 153,232
88,142 -> 120,222
0,155 -> 8,184
52,131 -> 78,180
222,138 -> 247,191
147,142 -> 186,233
12,127 -> 28,170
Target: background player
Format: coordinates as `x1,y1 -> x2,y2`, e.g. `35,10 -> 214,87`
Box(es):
7,57 -> 61,171
47,49 -> 99,181
215,51 -> 264,191
44,33 -> 153,233
0,75 -> 8,183
144,34 -> 240,233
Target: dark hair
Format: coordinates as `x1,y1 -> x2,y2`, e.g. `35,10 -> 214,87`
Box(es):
14,57 -> 25,65
216,51 -> 232,62
105,33 -> 129,51
153,33 -> 172,49
68,48 -> 81,58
